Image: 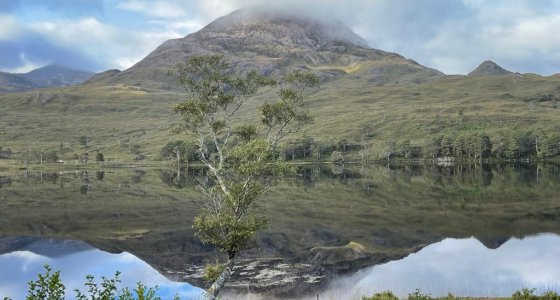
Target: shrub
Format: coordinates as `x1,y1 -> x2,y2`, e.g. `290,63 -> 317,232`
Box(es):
2,265 -> 179,300
26,265 -> 65,300
408,289 -> 433,300
362,291 -> 399,300
96,152 -> 105,162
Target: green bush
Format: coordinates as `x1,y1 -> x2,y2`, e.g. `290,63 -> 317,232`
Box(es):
2,265 -> 181,300
96,152 -> 105,162
408,289 -> 433,300
25,265 -> 65,300
512,288 -> 560,300
362,291 -> 399,300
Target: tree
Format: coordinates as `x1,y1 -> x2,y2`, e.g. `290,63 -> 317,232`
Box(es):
170,54 -> 318,299
95,152 -> 104,162
79,135 -> 89,147
79,136 -> 89,165
159,140 -> 199,164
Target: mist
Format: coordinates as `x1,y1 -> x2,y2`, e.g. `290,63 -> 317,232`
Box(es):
2,1 -> 560,79
208,0 -> 560,75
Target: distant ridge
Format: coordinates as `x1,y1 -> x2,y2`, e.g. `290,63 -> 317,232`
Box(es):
0,64 -> 94,93
21,64 -> 95,87
468,60 -> 512,77
0,72 -> 37,93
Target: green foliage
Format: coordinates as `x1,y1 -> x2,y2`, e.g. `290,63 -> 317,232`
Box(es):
203,263 -> 225,282
233,124 -> 258,142
20,150 -> 59,163
159,140 -> 199,162
523,93 -> 559,103
79,135 -> 89,147
360,290 -> 560,300
26,265 -> 65,300
96,152 -> 105,162
75,272 -> 123,300
259,71 -> 317,148
16,265 -> 173,300
171,54 -> 317,296
118,283 -> 163,300
511,288 -> 559,300
362,291 -> 399,300
408,289 -> 433,300
194,210 -> 267,255
541,291 -> 560,300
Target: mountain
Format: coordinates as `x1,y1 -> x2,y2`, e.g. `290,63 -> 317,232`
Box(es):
83,69 -> 121,85
20,64 -> 95,87
98,8 -> 443,88
0,65 -> 94,93
0,72 -> 38,93
1,8 -> 560,166
468,60 -> 513,77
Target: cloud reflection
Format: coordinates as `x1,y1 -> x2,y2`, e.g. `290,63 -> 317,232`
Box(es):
323,234 -> 560,299
0,244 -> 204,300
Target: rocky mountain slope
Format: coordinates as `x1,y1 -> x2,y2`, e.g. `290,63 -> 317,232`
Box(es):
0,72 -> 38,93
90,8 -> 443,88
468,60 -> 513,77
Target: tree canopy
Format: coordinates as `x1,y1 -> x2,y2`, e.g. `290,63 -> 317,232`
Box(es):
170,54 -> 318,298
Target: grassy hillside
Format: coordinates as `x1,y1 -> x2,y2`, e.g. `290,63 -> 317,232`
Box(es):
1,71 -> 559,164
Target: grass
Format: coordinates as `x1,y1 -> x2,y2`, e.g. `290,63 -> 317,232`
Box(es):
1,71 -> 560,163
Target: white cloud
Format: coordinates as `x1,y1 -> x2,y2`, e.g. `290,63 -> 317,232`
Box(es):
323,234 -> 560,299
419,2 -> 560,74
0,14 -> 21,40
3,0 -> 560,75
495,14 -> 560,53
116,0 -> 191,18
28,17 -> 185,70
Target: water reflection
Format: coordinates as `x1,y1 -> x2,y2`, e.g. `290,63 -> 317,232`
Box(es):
324,234 -> 560,299
0,239 -> 204,300
1,164 -> 560,297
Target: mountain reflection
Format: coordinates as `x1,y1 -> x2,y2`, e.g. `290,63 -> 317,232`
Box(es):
323,233 -> 560,299
0,239 -> 204,300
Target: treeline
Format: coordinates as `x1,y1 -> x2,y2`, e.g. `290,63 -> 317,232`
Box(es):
422,130 -> 560,160
157,137 -> 363,163
1,136 -> 107,165
158,130 -> 560,164
274,131 -> 560,162
277,130 -> 560,162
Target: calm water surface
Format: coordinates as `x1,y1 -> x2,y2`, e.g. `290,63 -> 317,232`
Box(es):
0,163 -> 559,298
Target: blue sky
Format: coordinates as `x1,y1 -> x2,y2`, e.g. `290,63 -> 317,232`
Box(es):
1,0 -> 560,75
0,248 -> 204,299
323,234 -> 560,299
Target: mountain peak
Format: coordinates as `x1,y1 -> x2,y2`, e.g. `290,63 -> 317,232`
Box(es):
468,60 -> 512,77
105,8 -> 442,88
22,64 -> 94,87
198,8 -> 369,49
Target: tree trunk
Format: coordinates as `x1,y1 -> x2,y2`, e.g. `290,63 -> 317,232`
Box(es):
206,256 -> 235,299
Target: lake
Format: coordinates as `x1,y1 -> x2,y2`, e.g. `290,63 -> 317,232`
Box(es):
1,163 -> 559,299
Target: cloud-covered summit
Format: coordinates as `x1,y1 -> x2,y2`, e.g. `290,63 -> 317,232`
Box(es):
1,0 -> 560,75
